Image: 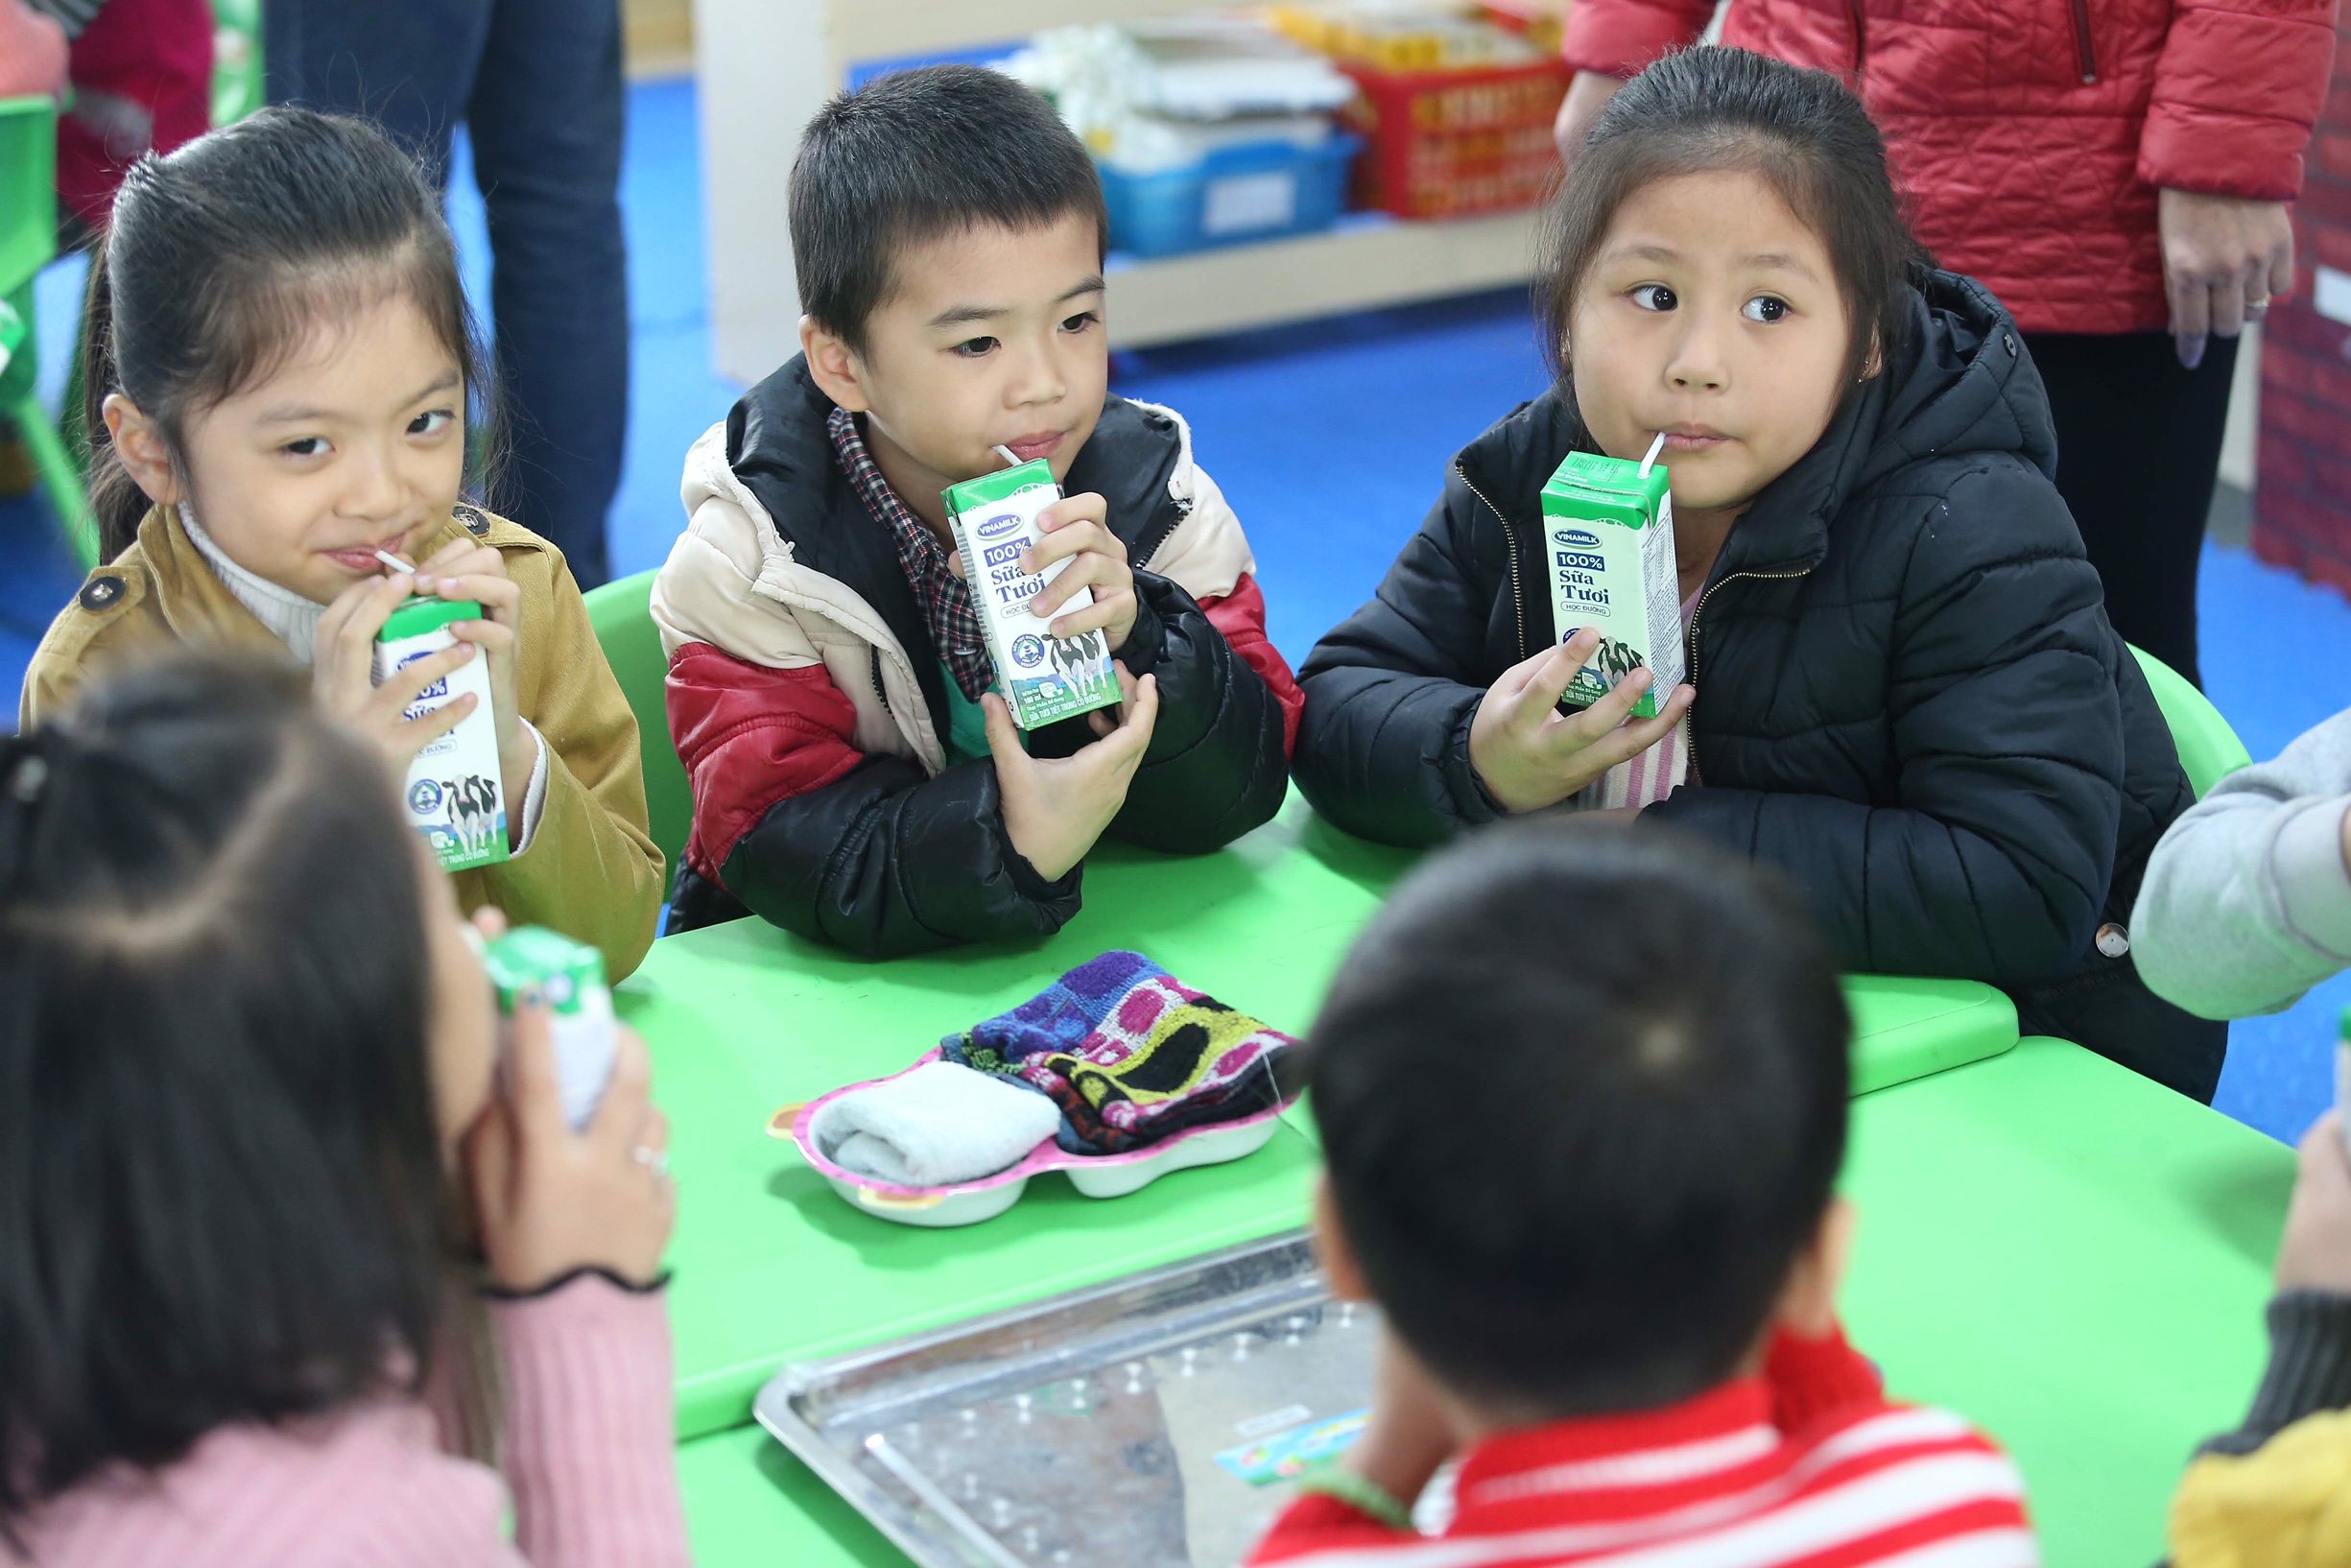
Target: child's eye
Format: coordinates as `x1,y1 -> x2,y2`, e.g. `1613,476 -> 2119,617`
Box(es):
408,409 -> 456,437
1630,284 -> 1678,312
281,436 -> 329,459
952,336 -> 1000,358
1059,311 -> 1099,334
1742,296 -> 1791,323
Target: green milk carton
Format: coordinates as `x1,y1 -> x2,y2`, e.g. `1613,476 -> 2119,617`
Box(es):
483,925 -> 615,1131
372,596 -> 510,872
941,458 -> 1122,730
1539,443 -> 1685,720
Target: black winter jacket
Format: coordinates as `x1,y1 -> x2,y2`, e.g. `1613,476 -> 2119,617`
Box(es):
661,360 -> 1294,956
1296,272 -> 2224,1098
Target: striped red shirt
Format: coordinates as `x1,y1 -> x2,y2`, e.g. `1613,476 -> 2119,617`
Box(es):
1247,1328 -> 2035,1568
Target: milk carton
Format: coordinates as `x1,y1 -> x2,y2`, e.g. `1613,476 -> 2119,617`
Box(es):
1539,442 -> 1685,720
483,926 -> 616,1131
941,458 -> 1122,730
372,597 -> 510,872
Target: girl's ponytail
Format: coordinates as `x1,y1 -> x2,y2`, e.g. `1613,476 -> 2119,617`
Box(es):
79,243 -> 152,564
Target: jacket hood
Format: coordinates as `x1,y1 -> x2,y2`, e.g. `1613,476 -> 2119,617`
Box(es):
1457,269 -> 2056,580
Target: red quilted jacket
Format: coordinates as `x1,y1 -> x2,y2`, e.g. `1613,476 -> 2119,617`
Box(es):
1561,0 -> 2340,333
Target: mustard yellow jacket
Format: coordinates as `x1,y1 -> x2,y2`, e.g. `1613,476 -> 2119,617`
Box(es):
2173,1412 -> 2351,1568
19,504 -> 663,980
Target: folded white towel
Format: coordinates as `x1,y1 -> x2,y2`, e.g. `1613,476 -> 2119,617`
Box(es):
810,1060 -> 1062,1187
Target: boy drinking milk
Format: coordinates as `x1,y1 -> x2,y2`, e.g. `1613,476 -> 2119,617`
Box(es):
653,66 -> 1301,957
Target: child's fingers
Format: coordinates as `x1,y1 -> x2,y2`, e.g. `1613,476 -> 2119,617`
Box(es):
585,1028 -> 654,1153
1033,491 -> 1109,535
1101,672 -> 1159,756
463,1096 -> 520,1226
435,572 -> 522,625
504,992 -> 570,1141
1023,517 -> 1123,579
384,638 -> 478,708
469,903 -> 511,942
981,692 -> 1029,772
322,571 -> 414,668
1511,636 -> 1592,727
1033,551 -> 1124,623
449,619 -> 518,659
393,694 -> 474,752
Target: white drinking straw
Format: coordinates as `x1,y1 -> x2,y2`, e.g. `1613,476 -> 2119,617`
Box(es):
1638,430 -> 1668,477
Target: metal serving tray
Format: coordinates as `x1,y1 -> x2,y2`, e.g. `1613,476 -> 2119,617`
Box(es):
754,1229 -> 1378,1567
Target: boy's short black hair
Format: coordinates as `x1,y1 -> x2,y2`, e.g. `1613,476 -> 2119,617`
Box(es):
790,64 -> 1108,356
1309,823 -> 1851,1416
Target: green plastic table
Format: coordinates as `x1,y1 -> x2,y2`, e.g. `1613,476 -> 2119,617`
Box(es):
669,1035 -> 2294,1568
623,794 -> 2019,1441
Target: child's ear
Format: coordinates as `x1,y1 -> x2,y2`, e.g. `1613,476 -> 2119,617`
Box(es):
1313,1175 -> 1376,1303
1860,330 -> 1885,383
1772,1196 -> 1857,1340
102,393 -> 183,507
799,315 -> 872,415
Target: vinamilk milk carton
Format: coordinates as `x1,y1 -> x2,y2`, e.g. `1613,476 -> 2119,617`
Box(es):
941,458 -> 1122,730
372,597 -> 510,872
483,925 -> 616,1131
1539,440 -> 1685,720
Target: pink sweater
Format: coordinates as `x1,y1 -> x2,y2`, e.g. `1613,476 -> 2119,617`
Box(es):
17,1275 -> 691,1568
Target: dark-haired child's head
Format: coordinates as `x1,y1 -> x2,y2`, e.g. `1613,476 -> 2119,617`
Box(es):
85,107 -> 493,597
792,65 -> 1110,514
1308,823 -> 1853,1419
1538,47 -> 1924,522
0,655 -> 507,1519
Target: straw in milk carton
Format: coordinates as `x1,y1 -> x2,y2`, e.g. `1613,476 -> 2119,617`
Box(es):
940,452 -> 1122,730
483,925 -> 616,1131
372,595 -> 510,872
1539,432 -> 1685,720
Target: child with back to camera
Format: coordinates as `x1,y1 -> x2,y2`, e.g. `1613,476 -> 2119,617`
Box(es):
1251,823 -> 2035,1566
0,655 -> 685,1566
1295,47 -> 2218,1101
653,64 -> 1302,957
18,107 -> 664,981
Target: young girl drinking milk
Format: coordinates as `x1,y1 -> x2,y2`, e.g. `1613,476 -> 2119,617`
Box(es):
0,656 -> 685,1564
19,107 -> 664,980
1295,48 -> 2220,1101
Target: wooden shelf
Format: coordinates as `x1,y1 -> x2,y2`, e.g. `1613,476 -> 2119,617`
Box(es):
1106,211 -> 1541,349
690,0 -> 1542,380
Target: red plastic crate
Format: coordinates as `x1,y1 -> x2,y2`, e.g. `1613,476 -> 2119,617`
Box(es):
1338,55 -> 1570,219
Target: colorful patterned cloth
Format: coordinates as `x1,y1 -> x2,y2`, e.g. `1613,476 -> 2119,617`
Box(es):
827,405 -> 994,701
944,951 -> 1296,1154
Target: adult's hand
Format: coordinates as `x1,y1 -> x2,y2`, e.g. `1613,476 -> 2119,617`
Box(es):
1553,71 -> 1626,167
2159,188 -> 2296,370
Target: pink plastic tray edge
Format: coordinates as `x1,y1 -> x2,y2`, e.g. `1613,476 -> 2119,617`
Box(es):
792,1045 -> 1293,1199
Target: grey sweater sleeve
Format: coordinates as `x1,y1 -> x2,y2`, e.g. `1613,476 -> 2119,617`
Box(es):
2199,1292 -> 2351,1457
2131,706 -> 2351,1020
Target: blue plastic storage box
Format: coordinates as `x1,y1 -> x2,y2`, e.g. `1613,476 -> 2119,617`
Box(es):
1102,134 -> 1360,258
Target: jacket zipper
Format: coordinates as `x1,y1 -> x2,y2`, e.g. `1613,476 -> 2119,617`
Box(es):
1681,565 -> 1814,786
2066,0 -> 2098,83
1455,462 -> 1529,660
1845,0 -> 1867,72
869,648 -> 890,713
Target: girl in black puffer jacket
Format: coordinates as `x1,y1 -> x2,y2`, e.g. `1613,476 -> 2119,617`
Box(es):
1296,47 -> 2221,1099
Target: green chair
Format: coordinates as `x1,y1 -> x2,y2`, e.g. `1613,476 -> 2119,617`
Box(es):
583,568 -> 691,877
0,96 -> 93,569
210,0 -> 265,130
2130,644 -> 2252,800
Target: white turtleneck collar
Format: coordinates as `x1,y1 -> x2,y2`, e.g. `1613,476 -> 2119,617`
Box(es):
178,504 -> 327,664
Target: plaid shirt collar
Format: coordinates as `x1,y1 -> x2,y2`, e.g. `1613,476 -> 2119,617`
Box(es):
826,406 -> 994,702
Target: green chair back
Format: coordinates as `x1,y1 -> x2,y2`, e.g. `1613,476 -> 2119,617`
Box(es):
0,96 -> 93,566
2130,644 -> 2252,800
0,97 -> 54,299
210,0 -> 265,128
584,569 -> 691,876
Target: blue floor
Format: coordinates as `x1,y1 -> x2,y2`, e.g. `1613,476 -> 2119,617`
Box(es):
6,75 -> 2347,1143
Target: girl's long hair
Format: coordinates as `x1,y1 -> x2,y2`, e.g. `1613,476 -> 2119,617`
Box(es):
0,656 -> 467,1532
80,107 -> 499,561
